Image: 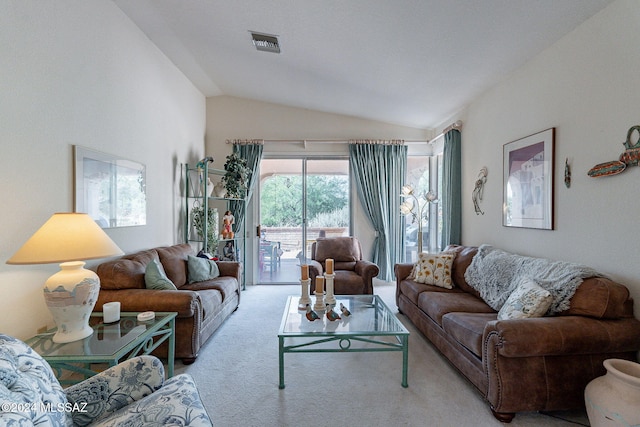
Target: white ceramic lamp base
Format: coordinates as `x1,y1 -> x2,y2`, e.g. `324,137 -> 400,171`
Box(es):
43,261 -> 100,343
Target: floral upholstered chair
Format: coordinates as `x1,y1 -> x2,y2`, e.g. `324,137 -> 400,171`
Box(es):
0,334 -> 212,426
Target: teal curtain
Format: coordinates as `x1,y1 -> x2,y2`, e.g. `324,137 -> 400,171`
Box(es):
440,129 -> 461,248
229,141 -> 263,230
349,141 -> 407,281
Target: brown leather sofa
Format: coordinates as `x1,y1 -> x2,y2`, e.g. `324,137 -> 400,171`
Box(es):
309,236 -> 379,294
395,245 -> 640,422
95,244 -> 241,364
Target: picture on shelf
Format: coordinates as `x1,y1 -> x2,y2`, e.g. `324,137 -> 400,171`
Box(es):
222,240 -> 236,261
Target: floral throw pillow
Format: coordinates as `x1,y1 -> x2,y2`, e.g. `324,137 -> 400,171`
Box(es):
412,252 -> 456,289
498,278 -> 553,320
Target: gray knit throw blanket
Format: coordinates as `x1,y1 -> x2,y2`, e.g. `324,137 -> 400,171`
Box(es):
464,244 -> 604,314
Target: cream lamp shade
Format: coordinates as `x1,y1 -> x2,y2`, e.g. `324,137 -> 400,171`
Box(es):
7,213 -> 123,343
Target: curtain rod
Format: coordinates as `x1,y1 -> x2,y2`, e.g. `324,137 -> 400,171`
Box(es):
228,139 -> 430,145
428,120 -> 464,143
225,120 -> 462,145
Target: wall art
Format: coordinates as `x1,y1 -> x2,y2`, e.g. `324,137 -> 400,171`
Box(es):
74,145 -> 146,228
588,125 -> 640,177
503,128 -> 555,230
472,167 -> 487,215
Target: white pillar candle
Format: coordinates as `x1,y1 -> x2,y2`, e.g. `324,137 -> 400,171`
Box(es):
103,301 -> 121,323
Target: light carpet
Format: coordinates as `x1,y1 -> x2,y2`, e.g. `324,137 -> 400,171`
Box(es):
175,282 -> 590,427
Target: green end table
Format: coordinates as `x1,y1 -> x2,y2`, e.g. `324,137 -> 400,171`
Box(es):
27,312 -> 176,385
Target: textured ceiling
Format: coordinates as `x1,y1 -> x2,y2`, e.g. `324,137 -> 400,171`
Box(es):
114,0 -> 614,129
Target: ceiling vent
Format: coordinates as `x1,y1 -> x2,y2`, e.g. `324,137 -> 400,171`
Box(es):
250,31 -> 280,53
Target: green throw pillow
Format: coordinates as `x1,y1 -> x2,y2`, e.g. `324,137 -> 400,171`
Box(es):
145,259 -> 177,290
188,255 -> 220,283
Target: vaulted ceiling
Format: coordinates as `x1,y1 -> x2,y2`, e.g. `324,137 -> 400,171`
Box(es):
114,0 -> 613,129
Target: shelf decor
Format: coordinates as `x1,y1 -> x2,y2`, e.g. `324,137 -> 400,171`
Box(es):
503,128 -> 555,230
222,153 -> 250,199
191,204 -> 219,251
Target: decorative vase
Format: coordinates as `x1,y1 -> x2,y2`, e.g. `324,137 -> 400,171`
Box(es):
584,358 -> 640,427
203,177 -> 214,198
213,181 -> 226,198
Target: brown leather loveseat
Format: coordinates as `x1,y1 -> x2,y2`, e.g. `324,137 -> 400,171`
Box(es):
395,244 -> 640,422
95,244 -> 241,363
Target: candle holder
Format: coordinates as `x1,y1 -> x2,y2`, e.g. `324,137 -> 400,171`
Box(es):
324,273 -> 336,305
298,278 -> 312,310
314,290 -> 326,312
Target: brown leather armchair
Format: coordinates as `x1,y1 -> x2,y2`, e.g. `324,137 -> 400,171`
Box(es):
309,237 -> 379,294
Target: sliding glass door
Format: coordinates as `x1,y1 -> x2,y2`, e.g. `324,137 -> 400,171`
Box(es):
258,158 -> 350,283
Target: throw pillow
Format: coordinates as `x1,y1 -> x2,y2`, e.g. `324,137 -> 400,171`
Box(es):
412,251 -> 457,289
187,254 -> 220,283
497,278 -> 553,320
145,259 -> 177,290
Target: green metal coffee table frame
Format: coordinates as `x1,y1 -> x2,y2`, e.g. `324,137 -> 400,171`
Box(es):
27,312 -> 176,385
278,295 -> 409,389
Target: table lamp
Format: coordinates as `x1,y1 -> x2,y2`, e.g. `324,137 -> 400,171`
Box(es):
6,213 -> 123,343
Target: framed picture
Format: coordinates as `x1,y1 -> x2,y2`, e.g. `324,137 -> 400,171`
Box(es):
74,145 -> 147,228
503,128 -> 555,229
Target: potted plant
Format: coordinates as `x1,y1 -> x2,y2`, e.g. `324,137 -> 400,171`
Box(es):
191,205 -> 219,251
222,153 -> 250,199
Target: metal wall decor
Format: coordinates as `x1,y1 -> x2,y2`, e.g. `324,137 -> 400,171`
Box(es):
472,167 -> 488,215
588,125 -> 640,177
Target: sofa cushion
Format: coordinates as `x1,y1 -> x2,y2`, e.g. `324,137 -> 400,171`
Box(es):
314,237 -> 360,262
196,289 -> 224,320
444,245 -> 481,298
412,252 -> 456,288
498,278 -> 553,320
181,276 -> 238,301
145,259 -> 177,290
561,276 -> 632,319
418,291 -> 495,326
156,244 -> 192,287
333,270 -> 366,294
399,279 -> 463,305
188,255 -> 220,283
442,312 -> 497,357
97,249 -> 159,290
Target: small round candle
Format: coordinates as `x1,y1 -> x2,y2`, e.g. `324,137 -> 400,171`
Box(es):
315,276 -> 324,294
301,264 -> 309,280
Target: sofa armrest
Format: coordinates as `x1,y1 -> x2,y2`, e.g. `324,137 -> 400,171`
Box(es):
355,260 -> 379,293
65,355 -> 164,425
394,263 -> 414,282
355,260 -> 379,278
216,261 -> 241,282
484,315 -> 640,358
96,289 -> 200,318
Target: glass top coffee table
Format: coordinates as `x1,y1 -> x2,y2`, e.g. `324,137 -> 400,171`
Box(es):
278,295 -> 409,389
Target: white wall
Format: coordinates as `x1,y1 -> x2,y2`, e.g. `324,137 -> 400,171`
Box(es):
206,96 -> 430,283
0,1 -> 206,339
458,0 -> 640,315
